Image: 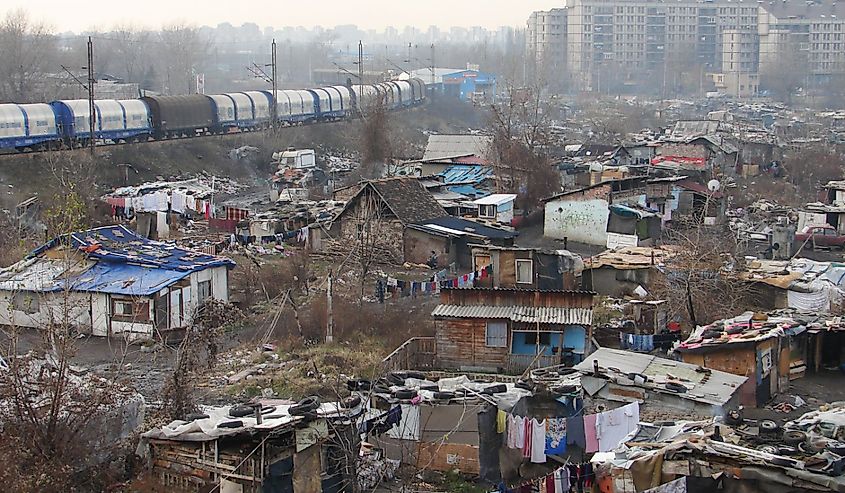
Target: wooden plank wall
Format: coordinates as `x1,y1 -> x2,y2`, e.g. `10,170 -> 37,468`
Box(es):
436,319 -> 509,369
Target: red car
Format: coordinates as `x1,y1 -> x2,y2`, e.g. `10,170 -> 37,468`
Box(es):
795,225 -> 845,249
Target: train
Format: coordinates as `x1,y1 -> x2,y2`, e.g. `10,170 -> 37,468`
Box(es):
0,78 -> 426,151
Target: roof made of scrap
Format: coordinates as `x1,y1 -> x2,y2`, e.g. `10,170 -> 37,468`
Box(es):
364,177 -> 448,225
31,225 -> 235,272
575,347 -> 747,407
432,304 -> 593,325
586,246 -> 680,270
675,310 -> 822,353
422,134 -> 493,161
409,216 -> 517,240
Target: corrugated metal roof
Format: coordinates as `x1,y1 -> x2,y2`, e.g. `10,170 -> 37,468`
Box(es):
432,305 -> 592,325
423,135 -> 493,161
574,348 -> 747,406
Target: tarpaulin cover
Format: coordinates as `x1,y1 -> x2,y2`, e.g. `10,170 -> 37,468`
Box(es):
31,225 -> 235,272
66,262 -> 191,296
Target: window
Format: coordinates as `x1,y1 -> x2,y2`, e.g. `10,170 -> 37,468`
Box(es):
486,321 -> 508,347
479,204 -> 496,218
525,332 -> 552,346
516,259 -> 533,284
111,298 -> 150,321
13,292 -> 39,314
198,280 -> 212,303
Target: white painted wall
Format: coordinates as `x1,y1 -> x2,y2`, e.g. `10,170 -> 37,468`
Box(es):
0,290 -> 92,331
0,265 -> 230,338
544,198 -> 610,245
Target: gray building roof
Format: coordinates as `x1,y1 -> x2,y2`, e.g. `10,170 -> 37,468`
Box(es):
574,348 -> 747,407
422,134 -> 494,161
432,305 -> 593,325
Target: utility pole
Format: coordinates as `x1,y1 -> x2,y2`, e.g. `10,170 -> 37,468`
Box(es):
358,40 -> 364,116
326,271 -> 334,344
87,36 -> 96,156
271,38 -> 278,131
430,43 -> 436,86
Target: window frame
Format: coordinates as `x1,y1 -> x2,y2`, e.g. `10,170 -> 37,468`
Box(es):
515,259 -> 534,284
197,279 -> 213,303
485,321 -> 508,348
478,204 -> 496,219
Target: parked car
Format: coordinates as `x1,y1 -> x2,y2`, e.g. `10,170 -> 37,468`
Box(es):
795,225 -> 845,249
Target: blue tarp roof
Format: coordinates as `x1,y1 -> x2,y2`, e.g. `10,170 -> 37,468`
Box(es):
438,165 -> 494,199
438,165 -> 493,185
65,263 -> 191,296
31,225 -> 235,272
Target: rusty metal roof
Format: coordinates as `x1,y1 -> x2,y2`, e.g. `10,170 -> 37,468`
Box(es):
432,305 -> 593,325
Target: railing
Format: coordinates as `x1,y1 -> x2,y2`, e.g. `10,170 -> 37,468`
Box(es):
382,337 -> 437,373
507,354 -> 561,375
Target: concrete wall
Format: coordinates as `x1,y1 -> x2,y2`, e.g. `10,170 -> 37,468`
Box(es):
403,228 -> 452,267
544,198 -> 610,245
0,265 -> 230,338
0,290 -> 92,331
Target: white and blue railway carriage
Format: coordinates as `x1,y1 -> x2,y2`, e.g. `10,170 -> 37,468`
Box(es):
0,103 -> 59,150
50,99 -> 151,142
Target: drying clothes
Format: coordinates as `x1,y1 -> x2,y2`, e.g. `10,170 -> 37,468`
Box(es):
596,402 -> 640,452
545,418 -> 567,455
544,474 -> 555,493
497,410 -> 507,434
584,414 -> 599,453
522,417 -> 532,459
508,415 -> 525,449
554,467 -> 569,493
631,334 -> 655,352
566,415 -> 586,450
171,191 -> 187,213
531,418 -> 547,463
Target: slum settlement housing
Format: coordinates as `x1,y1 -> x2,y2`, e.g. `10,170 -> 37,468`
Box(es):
332,177 -> 448,262
432,287 -> 595,373
0,225 -> 234,338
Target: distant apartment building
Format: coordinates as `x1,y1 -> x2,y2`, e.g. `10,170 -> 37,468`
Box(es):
526,8 -> 569,86
527,0 -> 845,97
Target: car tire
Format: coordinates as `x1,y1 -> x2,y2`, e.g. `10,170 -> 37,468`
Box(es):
290,396 -> 320,416
433,391 -> 455,400
760,420 -> 779,433
185,412 -> 210,421
482,384 -> 507,395
783,430 -> 807,445
229,405 -> 255,418
218,420 -> 244,429
342,395 -> 362,409
665,382 -> 688,393
393,389 -> 417,400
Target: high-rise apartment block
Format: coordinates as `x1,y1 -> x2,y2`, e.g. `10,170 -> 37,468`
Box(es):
526,0 -> 845,96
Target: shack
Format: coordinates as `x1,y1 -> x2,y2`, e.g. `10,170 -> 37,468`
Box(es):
0,225 -> 234,339
403,216 -> 517,270
432,287 -> 595,373
331,177 -> 447,262
675,311 -> 810,407
470,245 -> 584,290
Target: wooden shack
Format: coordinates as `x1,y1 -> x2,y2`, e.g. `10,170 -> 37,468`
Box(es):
432,287 -> 595,374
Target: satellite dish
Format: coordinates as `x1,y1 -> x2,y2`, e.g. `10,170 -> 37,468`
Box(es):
707,179 -> 721,192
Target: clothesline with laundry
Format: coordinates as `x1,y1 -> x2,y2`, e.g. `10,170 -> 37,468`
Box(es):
496,402 -> 640,492
383,264 -> 494,296
106,190 -> 214,219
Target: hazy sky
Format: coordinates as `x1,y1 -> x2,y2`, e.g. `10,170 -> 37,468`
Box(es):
10,1 -> 563,33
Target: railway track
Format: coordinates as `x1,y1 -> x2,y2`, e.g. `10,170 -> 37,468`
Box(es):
0,111 -> 380,158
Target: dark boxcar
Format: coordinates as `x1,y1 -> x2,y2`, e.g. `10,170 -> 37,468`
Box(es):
141,95 -> 214,138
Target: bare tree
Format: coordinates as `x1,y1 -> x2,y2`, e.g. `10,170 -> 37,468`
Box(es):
156,22 -> 212,95
0,9 -> 55,102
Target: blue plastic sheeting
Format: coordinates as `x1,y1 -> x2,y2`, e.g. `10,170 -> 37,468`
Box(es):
437,165 -> 493,185
66,262 -> 191,296
31,225 -> 235,272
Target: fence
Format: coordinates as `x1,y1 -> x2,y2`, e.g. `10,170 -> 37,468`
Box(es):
381,337 -> 437,373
